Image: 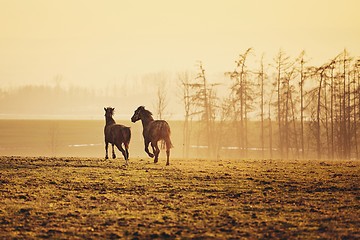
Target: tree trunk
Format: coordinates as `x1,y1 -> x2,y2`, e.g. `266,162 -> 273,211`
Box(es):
316,72 -> 323,159
260,57 -> 265,159
300,57 -> 305,159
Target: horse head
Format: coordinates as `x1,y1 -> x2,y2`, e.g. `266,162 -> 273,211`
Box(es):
131,106 -> 144,122
104,107 -> 115,118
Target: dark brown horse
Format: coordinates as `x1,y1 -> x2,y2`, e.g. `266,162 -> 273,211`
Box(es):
131,106 -> 173,165
104,107 -> 131,165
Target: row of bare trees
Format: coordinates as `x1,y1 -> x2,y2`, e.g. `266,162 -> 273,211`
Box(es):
179,49 -> 360,160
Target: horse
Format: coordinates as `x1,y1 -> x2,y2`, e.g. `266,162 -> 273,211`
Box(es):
131,106 -> 173,166
104,107 -> 131,165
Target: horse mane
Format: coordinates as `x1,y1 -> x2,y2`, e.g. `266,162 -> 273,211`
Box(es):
136,106 -> 154,121
142,108 -> 153,117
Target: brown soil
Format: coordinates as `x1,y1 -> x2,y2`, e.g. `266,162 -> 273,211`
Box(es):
1,157 -> 359,239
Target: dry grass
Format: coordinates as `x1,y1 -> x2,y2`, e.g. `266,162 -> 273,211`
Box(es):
0,157 -> 359,239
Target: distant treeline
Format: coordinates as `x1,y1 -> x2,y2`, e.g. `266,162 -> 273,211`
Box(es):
179,49 -> 360,160
0,84 -> 153,118
0,85 -> 97,116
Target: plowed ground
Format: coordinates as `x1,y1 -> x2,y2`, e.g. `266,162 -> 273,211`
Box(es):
1,157 -> 359,239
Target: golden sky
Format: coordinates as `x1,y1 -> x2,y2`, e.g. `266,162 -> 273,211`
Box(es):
0,0 -> 359,88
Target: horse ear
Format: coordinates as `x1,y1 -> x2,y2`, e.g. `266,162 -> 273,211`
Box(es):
112,107 -> 115,111
104,107 -> 107,111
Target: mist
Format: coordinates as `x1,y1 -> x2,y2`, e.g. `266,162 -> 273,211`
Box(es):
0,73 -> 183,120
1,48 -> 360,161
1,1 -> 360,160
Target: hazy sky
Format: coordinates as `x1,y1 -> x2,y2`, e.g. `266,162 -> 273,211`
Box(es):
0,0 -> 359,88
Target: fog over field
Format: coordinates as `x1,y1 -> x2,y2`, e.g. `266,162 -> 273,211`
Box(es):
0,0 -> 360,159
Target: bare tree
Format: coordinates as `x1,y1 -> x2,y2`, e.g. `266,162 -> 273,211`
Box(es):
155,84 -> 168,120
282,62 -> 299,159
178,71 -> 193,159
257,54 -> 268,158
190,62 -> 219,158
304,52 -> 357,160
354,59 -> 360,158
299,51 -> 306,158
150,72 -> 170,120
268,97 -> 273,159
226,48 -> 253,157
273,50 -> 291,158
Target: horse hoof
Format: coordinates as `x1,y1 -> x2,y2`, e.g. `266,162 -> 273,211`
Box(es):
149,153 -> 154,158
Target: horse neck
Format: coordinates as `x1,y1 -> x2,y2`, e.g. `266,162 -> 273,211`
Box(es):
105,116 -> 116,125
141,115 -> 154,129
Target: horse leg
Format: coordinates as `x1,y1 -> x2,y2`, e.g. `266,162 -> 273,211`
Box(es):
151,141 -> 160,164
144,139 -> 154,158
105,142 -> 109,159
124,143 -> 129,160
111,144 -> 116,159
116,143 -> 128,165
165,139 -> 171,166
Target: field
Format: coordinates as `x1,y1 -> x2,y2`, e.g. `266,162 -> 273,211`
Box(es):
0,120 -> 190,159
0,157 -> 359,239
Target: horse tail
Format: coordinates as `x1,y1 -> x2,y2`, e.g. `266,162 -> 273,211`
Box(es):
159,121 -> 173,150
165,122 -> 173,149
163,138 -> 173,150
168,131 -> 173,148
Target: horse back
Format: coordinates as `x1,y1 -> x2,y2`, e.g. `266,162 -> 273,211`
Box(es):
105,124 -> 131,144
148,120 -> 171,141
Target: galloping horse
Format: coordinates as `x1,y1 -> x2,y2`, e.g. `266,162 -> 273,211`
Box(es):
104,107 -> 131,165
131,106 -> 173,166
